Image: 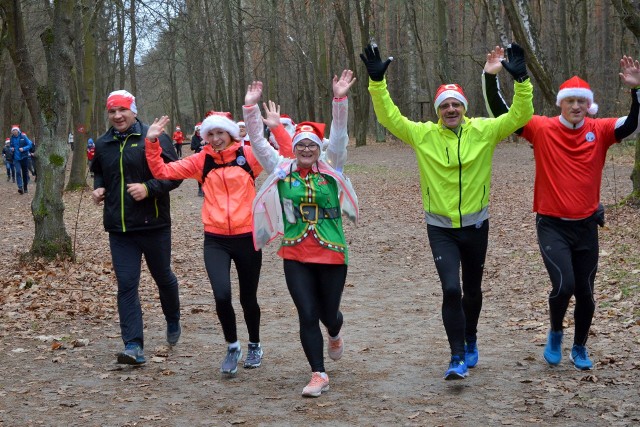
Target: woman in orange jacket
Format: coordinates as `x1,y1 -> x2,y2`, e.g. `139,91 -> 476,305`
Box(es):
145,111 -> 291,375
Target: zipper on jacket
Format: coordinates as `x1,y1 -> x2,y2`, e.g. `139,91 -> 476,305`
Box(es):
445,147 -> 450,164
119,138 -> 127,232
221,165 -> 233,233
454,128 -> 463,225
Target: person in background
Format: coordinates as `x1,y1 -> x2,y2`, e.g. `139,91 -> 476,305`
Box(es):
9,125 -> 33,194
244,70 -> 358,397
237,121 -> 250,146
145,109 -> 292,376
27,136 -> 36,181
91,89 -> 182,365
87,138 -> 96,177
190,122 -> 205,197
268,114 -> 296,151
2,138 -> 15,183
361,42 -> 533,380
172,126 -> 184,159
482,48 -> 640,371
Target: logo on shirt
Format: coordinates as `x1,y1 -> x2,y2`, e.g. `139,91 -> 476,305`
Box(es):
585,132 -> 595,143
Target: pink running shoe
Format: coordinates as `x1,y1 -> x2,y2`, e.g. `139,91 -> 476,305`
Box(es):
302,372 -> 330,397
327,334 -> 344,361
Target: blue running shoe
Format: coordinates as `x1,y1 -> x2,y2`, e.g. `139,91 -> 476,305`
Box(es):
465,341 -> 479,368
166,321 -> 181,346
543,330 -> 563,366
444,355 -> 468,380
117,342 -> 146,365
570,345 -> 593,370
220,346 -> 242,375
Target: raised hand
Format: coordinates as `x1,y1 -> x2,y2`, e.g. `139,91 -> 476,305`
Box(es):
147,116 -> 170,141
501,43 -> 528,82
245,81 -> 263,106
333,69 -> 356,98
262,100 -> 281,129
619,55 -> 640,88
484,46 -> 504,75
359,43 -> 393,82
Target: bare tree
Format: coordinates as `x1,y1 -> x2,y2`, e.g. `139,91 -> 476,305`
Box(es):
610,0 -> 640,203
2,0 -> 74,258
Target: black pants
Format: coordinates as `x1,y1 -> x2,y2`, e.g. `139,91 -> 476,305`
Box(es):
203,234 -> 262,344
109,228 -> 181,348
283,260 -> 346,373
427,220 -> 488,358
536,214 -> 598,346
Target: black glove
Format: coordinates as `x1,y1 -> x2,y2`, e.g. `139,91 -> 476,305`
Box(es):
501,43 -> 528,83
360,43 -> 393,82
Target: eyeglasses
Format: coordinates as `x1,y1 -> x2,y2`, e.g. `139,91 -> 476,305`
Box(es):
295,144 -> 319,152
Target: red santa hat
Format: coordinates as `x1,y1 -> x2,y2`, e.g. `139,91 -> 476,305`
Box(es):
175,125 -> 181,130
5,138 -> 9,143
200,111 -> 239,140
106,90 -> 137,114
292,122 -> 325,149
556,76 -> 598,115
433,84 -> 468,113
237,121 -> 246,127
194,122 -> 202,131
11,124 -> 20,132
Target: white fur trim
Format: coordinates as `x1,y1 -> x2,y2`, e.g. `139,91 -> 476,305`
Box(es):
200,115 -> 240,140
292,132 -> 322,148
433,91 -> 468,112
556,88 -> 594,106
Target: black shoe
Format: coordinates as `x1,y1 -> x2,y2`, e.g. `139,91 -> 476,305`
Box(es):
18,188 -> 23,194
166,321 -> 181,346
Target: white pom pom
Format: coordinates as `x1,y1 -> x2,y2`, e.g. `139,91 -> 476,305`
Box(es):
587,103 -> 598,115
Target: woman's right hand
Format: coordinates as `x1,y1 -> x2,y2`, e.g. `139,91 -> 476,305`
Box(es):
262,100 -> 281,129
147,116 -> 170,141
245,81 -> 263,105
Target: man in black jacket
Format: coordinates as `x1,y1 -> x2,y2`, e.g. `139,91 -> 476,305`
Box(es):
91,90 -> 182,365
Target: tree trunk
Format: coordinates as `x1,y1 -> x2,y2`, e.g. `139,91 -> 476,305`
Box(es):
500,0 -> 556,107
333,0 -> 370,147
128,0 -> 137,95
609,0 -> 640,202
115,0 -> 126,88
5,0 -> 74,258
67,0 -> 100,191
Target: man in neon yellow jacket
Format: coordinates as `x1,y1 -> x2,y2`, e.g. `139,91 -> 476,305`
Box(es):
361,42 -> 533,380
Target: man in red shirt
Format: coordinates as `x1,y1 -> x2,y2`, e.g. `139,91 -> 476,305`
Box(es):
483,50 -> 640,371
172,126 -> 184,158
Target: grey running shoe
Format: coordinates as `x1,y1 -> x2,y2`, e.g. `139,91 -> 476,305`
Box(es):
220,347 -> 242,374
327,333 -> 344,361
243,343 -> 263,369
117,342 -> 146,365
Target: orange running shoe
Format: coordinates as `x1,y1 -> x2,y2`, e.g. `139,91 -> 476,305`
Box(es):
302,372 -> 330,397
327,333 -> 344,361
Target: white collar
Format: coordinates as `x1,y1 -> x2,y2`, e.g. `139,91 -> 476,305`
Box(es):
559,115 -> 585,129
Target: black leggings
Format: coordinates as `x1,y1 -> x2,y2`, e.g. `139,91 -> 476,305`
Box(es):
427,220 -> 488,358
203,234 -> 262,344
283,260 -> 347,373
536,214 -> 598,346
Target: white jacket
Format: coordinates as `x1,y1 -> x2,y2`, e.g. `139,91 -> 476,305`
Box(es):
243,98 -> 359,250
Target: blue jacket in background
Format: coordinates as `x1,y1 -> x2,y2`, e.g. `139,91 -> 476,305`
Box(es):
10,132 -> 33,161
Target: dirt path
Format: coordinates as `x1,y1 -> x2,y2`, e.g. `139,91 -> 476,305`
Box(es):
1,141 -> 639,426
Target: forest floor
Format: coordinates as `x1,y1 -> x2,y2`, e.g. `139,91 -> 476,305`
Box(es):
1,139 -> 639,427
